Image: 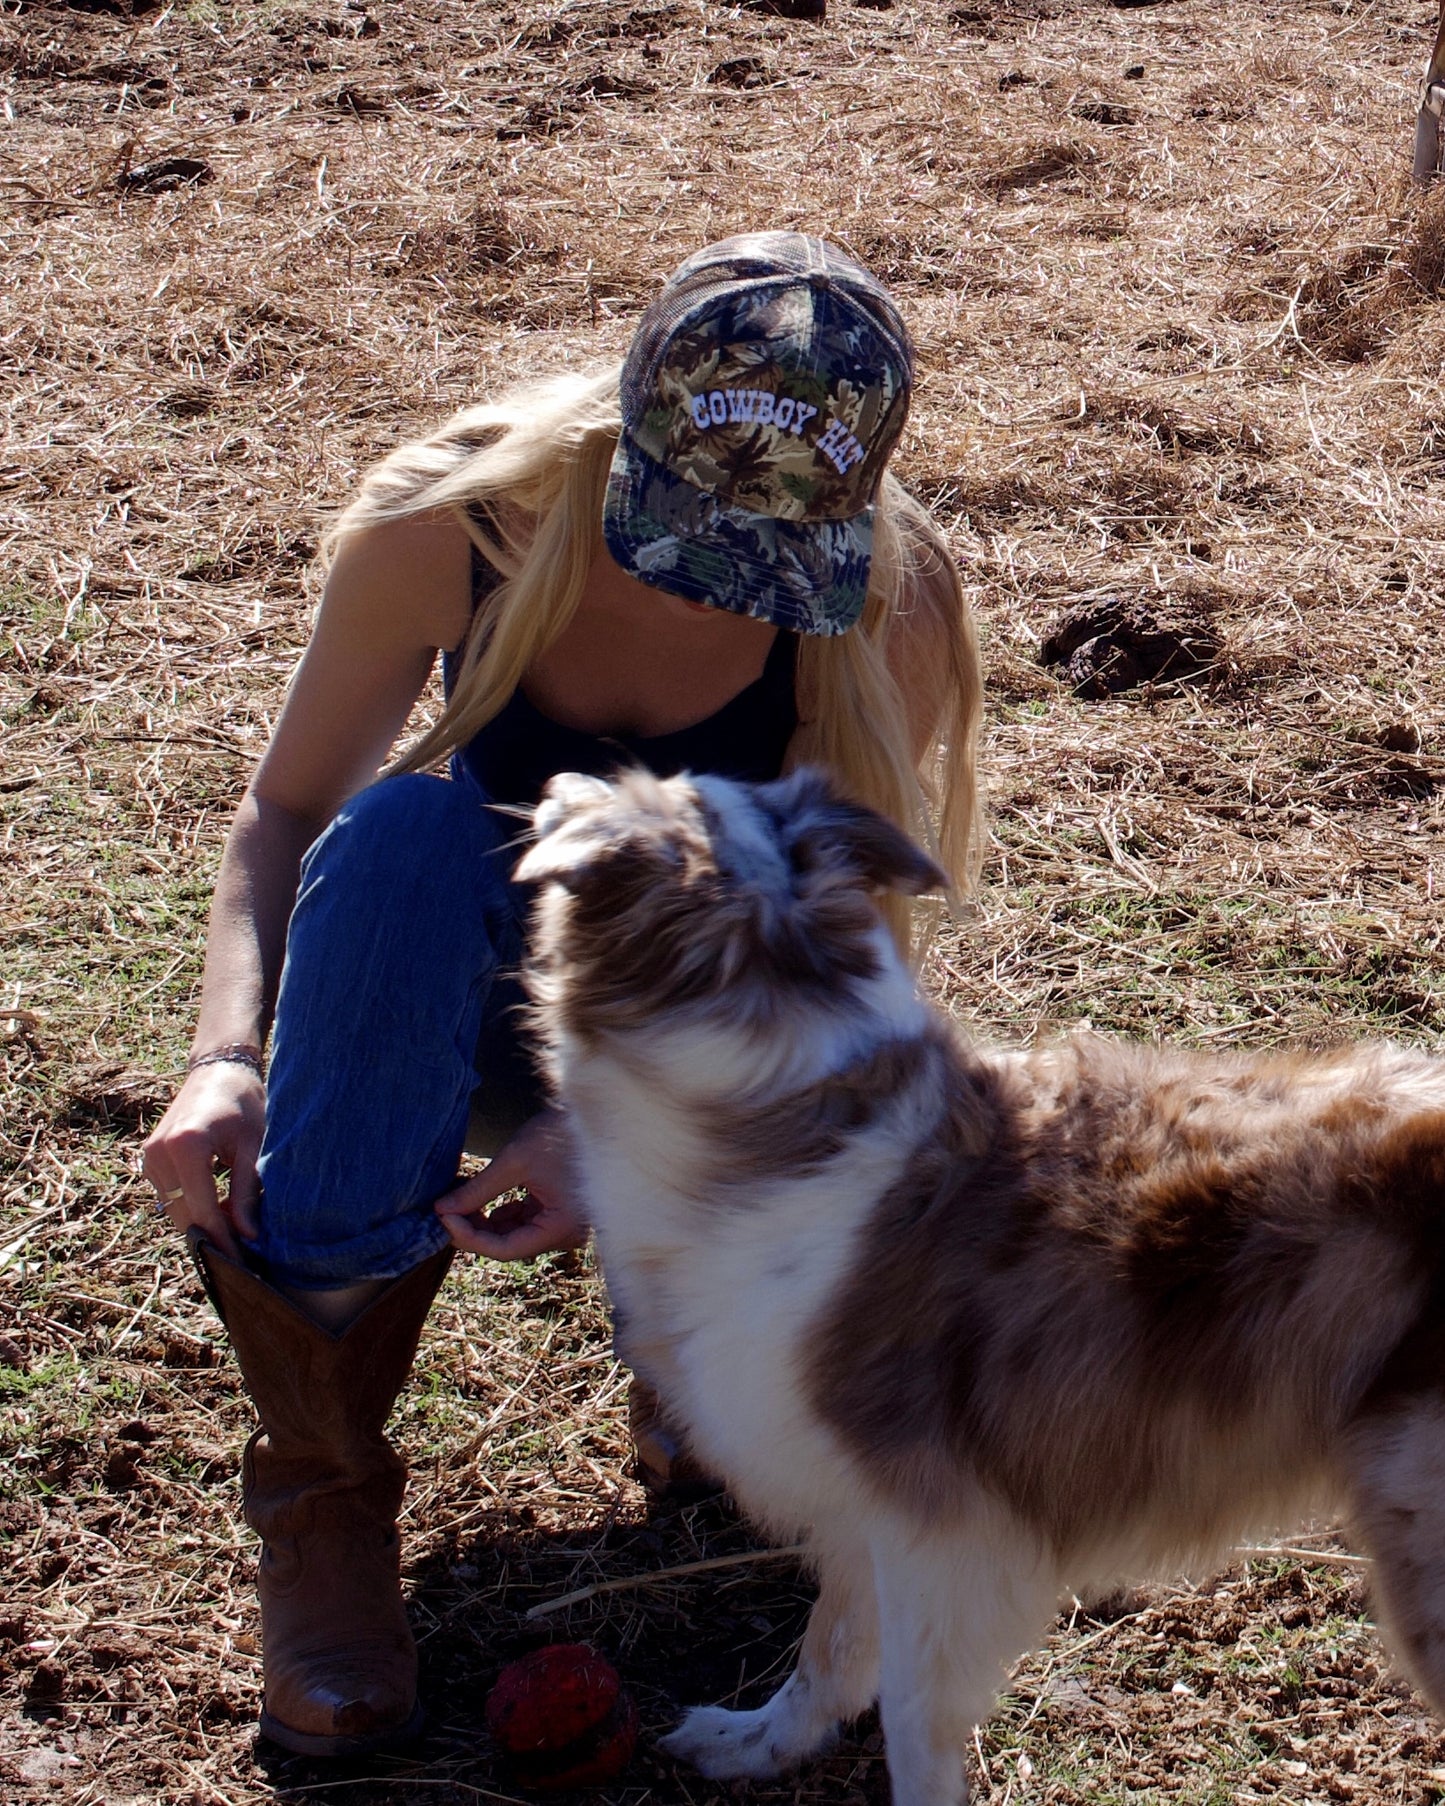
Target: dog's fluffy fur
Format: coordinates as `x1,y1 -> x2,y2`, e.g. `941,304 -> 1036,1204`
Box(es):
518,765 -> 1445,1806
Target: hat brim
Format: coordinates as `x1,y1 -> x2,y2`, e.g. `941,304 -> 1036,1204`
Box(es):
602,432 -> 872,637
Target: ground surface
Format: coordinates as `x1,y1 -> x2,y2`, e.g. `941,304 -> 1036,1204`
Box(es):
4,0 -> 1445,1800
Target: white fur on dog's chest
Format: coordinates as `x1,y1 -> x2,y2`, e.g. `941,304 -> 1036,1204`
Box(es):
603,1193 -> 876,1530
572,1057 -> 907,1531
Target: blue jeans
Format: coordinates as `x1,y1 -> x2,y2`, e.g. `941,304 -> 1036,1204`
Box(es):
252,773 -> 543,1289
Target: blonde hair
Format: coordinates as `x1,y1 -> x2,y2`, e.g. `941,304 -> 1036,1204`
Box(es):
327,369 -> 984,955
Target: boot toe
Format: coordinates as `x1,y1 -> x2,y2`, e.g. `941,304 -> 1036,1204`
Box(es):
261,1685 -> 423,1756
262,1642 -> 421,1755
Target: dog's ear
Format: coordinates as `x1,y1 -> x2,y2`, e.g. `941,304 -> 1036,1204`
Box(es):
515,773 -> 620,888
827,805 -> 949,897
769,768 -> 949,898
532,772 -> 616,842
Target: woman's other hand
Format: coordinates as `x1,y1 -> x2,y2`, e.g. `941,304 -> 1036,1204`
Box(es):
142,1064 -> 266,1258
434,1108 -> 588,1261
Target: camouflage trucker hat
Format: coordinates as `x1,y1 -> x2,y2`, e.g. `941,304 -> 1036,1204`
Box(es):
602,232 -> 915,636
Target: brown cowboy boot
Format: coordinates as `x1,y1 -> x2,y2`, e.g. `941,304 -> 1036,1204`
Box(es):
191,1232 -> 452,1757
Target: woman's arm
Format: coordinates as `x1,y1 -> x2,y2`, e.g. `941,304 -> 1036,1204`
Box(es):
143,515 -> 473,1253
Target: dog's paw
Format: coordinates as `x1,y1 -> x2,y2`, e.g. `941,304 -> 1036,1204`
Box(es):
661,1704 -> 795,1780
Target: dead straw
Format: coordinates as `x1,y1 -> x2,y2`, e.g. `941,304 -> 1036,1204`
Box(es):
5,0 -> 1445,1800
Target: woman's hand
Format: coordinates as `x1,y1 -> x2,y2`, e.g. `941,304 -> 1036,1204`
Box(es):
142,1064 -> 266,1259
434,1108 -> 589,1261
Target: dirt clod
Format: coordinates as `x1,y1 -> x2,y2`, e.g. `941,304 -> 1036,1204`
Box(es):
1040,597 -> 1223,697
1381,719 -> 1423,754
118,156 -> 213,192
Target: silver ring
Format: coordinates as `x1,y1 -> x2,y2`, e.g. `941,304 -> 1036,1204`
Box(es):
157,1186 -> 185,1204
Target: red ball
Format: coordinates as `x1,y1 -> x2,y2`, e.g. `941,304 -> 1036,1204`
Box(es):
485,1642 -> 638,1790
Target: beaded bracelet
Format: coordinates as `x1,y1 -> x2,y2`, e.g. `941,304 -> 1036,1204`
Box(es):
187,1043 -> 265,1080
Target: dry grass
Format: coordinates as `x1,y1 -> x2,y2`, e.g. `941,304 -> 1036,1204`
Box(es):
5,0 -> 1445,1799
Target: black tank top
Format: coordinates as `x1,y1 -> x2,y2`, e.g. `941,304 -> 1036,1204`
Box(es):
445,547 -> 798,810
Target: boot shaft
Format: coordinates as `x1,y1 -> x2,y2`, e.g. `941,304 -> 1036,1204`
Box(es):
190,1233 -> 453,1457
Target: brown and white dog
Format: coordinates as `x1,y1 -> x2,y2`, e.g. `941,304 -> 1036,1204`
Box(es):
517,765 -> 1445,1806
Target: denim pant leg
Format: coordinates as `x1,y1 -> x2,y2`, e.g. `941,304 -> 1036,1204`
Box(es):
253,773 -> 532,1289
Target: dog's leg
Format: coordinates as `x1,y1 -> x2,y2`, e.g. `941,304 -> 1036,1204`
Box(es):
1344,1381 -> 1445,1711
870,1520 -> 1057,1806
661,1535 -> 880,1780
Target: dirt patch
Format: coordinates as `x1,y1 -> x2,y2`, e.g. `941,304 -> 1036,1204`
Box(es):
1040,596 -> 1223,696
